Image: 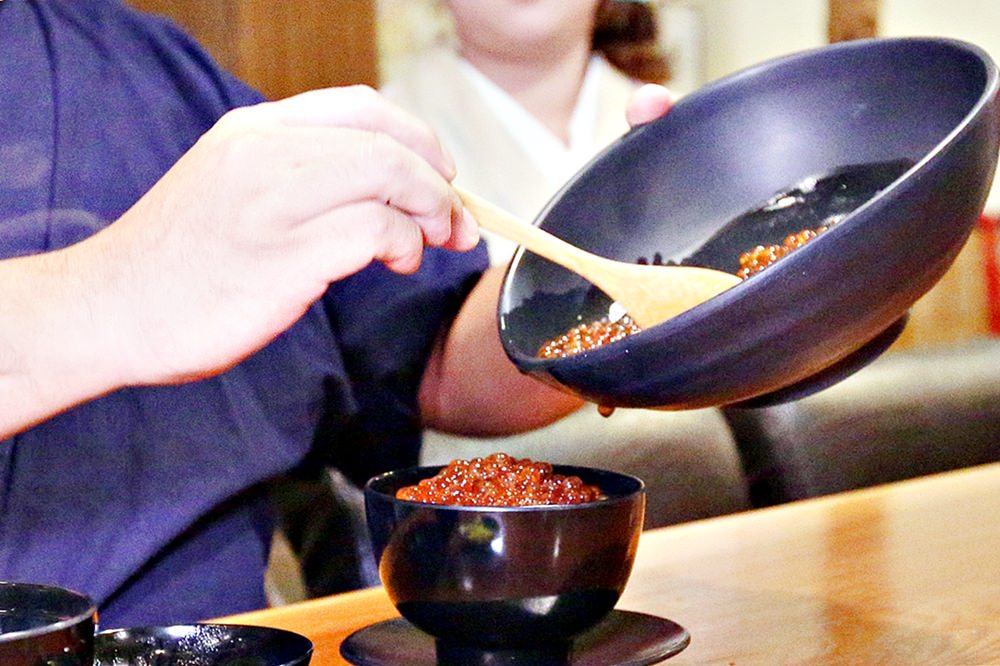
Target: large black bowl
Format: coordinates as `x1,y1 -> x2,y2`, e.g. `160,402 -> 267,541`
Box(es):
499,37 -> 1000,409
94,624 -> 313,666
0,581 -> 96,666
364,465 -> 644,657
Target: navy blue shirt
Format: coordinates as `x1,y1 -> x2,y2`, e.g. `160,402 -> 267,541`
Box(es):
0,0 -> 487,627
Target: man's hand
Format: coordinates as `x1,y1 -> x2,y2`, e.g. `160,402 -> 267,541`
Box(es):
93,86 -> 479,386
0,86 -> 479,437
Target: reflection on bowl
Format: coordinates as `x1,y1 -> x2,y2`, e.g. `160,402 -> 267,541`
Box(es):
364,464 -> 644,656
94,624 -> 313,666
499,37 -> 999,409
0,581 -> 96,666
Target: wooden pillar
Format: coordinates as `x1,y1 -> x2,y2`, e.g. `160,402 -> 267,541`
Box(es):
827,0 -> 880,43
128,0 -> 378,99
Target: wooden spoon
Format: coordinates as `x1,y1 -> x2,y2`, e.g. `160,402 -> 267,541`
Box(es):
457,187 -> 742,328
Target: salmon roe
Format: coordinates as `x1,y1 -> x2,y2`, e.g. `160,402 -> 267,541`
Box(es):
737,226 -> 828,279
537,315 -> 641,359
535,225 -> 828,359
395,452 -> 605,506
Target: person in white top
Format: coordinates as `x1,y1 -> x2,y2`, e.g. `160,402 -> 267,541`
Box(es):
382,0 -> 669,262
378,0 -> 751,529
276,1 -> 751,601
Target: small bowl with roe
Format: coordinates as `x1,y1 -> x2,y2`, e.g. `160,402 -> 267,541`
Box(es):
363,453 -> 645,655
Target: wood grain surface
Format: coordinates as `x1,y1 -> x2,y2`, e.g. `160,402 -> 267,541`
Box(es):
220,463 -> 1000,665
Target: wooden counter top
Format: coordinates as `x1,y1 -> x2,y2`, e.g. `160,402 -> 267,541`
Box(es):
221,463 -> 1000,664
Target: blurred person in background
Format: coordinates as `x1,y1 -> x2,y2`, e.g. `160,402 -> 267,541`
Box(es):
279,0 -> 752,600
382,0 -> 670,261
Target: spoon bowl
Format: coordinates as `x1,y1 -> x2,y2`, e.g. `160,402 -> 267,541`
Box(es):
459,188 -> 741,328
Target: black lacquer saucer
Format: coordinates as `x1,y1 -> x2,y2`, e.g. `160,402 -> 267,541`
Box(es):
340,609 -> 690,666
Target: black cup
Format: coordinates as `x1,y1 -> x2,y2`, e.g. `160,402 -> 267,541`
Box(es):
0,581 -> 97,666
365,465 -> 644,656
93,623 -> 314,666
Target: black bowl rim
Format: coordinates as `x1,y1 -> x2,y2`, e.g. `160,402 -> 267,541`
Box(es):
95,623 -> 314,665
0,581 -> 96,644
500,36 -> 999,373
365,463 -> 645,512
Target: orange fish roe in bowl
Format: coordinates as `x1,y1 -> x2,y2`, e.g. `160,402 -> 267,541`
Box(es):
395,452 -> 605,506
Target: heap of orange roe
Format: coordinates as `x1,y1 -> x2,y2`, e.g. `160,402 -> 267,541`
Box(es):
395,452 -> 605,506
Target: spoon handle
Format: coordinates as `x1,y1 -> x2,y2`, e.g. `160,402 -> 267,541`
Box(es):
456,187 -> 612,274
457,186 -> 741,328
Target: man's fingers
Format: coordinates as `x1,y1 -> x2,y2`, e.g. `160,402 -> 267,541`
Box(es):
214,88 -> 478,252
300,201 -> 428,277
253,86 -> 458,180
230,126 -> 463,249
446,206 -> 480,253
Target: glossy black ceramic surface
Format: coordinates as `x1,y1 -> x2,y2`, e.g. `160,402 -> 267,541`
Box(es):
340,610 -> 690,666
499,37 -> 1000,409
364,465 -> 645,650
94,623 -> 313,666
0,581 -> 96,666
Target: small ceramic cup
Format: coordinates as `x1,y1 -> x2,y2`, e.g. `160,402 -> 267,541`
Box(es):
365,464 -> 645,661
0,581 -> 97,666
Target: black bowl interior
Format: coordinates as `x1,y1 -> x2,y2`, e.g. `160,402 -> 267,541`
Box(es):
499,37 -> 1000,409
364,465 -> 645,649
94,624 -> 313,666
0,581 -> 96,666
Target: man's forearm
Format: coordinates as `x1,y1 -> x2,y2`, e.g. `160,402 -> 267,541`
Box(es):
419,266 -> 583,437
0,244 -> 126,438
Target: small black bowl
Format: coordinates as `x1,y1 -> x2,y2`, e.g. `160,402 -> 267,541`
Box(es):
364,465 -> 644,656
0,581 -> 96,666
94,624 -> 313,666
499,37 -> 1000,409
